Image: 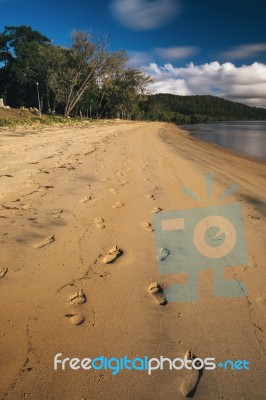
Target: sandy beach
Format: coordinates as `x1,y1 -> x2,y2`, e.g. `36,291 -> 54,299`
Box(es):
0,121 -> 265,400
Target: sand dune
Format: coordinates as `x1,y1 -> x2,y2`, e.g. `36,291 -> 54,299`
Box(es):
0,121 -> 265,399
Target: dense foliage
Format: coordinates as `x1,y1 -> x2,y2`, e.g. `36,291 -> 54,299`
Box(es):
0,25 -> 150,118
1,26 -> 266,122
140,94 -> 266,123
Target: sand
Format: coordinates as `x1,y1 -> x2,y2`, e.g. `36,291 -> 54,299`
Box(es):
0,121 -> 265,399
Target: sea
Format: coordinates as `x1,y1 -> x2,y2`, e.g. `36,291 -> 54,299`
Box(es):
183,121 -> 266,160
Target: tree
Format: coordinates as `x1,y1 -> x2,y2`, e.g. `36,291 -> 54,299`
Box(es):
90,67 -> 151,119
44,31 -> 128,118
36,44 -> 69,113
0,25 -> 50,106
0,25 -> 153,119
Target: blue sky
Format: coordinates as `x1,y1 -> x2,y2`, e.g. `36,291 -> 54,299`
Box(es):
1,0 -> 266,106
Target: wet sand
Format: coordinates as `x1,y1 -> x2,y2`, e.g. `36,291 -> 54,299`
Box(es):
0,121 -> 265,399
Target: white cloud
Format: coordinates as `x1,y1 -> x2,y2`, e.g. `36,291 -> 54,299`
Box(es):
142,61 -> 266,107
222,44 -> 266,60
128,46 -> 199,67
151,78 -> 192,96
154,46 -> 199,60
127,51 -> 152,67
110,0 -> 179,30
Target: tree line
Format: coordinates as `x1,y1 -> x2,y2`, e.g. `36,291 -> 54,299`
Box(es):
0,25 -> 150,118
1,26 -> 266,122
140,94 -> 266,123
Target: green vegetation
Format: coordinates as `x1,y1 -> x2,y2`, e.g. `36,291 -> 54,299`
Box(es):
139,94 -> 266,123
1,25 -> 266,125
0,25 -> 150,119
0,107 -> 114,127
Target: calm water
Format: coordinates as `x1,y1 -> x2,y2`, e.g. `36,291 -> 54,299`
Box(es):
184,121 -> 266,160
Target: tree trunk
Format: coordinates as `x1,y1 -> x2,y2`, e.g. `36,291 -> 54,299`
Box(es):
47,92 -> 51,114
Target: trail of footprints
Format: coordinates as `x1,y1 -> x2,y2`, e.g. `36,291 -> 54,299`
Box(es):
26,159 -> 201,397
2,150 -> 264,397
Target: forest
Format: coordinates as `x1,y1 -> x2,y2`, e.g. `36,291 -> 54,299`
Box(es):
1,25 -> 266,123
141,94 -> 266,123
0,25 -> 150,119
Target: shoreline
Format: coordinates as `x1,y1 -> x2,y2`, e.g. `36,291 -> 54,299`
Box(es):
1,116 -> 265,162
183,126 -> 266,164
179,121 -> 266,162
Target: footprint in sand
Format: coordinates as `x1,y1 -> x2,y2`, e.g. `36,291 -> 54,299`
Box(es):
55,163 -> 67,169
110,187 -> 118,194
80,195 -> 92,203
148,282 -> 167,305
145,194 -> 154,199
84,148 -> 96,155
0,267 -> 8,278
120,180 -> 128,186
65,309 -> 85,325
68,313 -> 85,325
248,255 -> 257,268
33,234 -> 55,249
68,289 -> 86,305
111,201 -> 125,209
94,217 -> 105,229
158,247 -> 170,261
152,207 -> 162,213
180,351 -> 202,397
142,222 -> 154,232
52,209 -> 63,218
102,245 -> 122,264
20,204 -> 33,211
115,171 -> 123,177
256,294 -> 266,308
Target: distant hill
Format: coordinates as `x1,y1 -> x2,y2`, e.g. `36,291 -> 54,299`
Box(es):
139,94 -> 266,123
